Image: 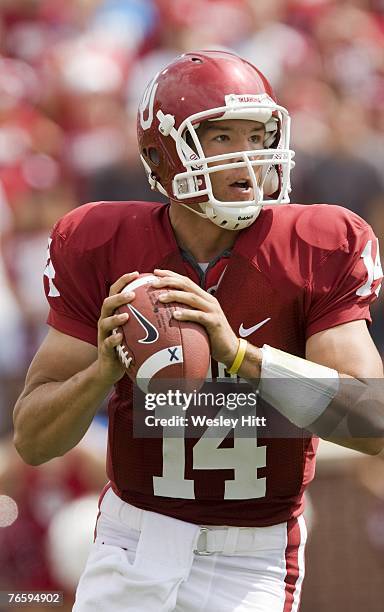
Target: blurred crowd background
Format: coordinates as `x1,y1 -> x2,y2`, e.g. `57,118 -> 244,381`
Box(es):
0,0 -> 384,610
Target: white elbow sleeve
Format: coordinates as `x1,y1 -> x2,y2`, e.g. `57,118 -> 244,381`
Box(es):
260,345 -> 340,428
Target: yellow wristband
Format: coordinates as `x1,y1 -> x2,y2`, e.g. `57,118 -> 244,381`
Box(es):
227,338 -> 248,375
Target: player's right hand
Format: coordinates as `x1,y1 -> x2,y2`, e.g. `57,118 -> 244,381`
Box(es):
96,272 -> 139,386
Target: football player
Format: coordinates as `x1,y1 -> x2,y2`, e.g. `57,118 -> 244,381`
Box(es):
13,51 -> 384,611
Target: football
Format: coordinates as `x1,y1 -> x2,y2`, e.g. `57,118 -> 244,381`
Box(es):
114,273 -> 211,392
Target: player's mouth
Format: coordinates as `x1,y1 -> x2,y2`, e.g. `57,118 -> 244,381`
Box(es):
230,179 -> 251,191
229,179 -> 253,198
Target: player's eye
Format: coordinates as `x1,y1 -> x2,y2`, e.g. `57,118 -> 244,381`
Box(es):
213,134 -> 230,142
250,134 -> 262,144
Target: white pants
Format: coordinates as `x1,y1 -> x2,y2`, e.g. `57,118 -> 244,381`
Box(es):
73,488 -> 306,612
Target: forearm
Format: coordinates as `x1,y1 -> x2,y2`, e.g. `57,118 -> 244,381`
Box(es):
14,361 -> 112,465
236,341 -> 384,455
310,376 -> 384,454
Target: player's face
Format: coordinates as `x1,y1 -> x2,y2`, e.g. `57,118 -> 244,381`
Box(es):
197,119 -> 266,202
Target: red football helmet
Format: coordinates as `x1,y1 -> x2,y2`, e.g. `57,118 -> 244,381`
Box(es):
137,50 -> 294,230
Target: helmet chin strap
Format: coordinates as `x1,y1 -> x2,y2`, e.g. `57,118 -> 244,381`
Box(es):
177,199 -> 262,231
179,201 -> 208,219
204,202 -> 262,231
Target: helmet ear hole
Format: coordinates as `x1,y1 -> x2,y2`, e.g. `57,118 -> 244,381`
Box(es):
148,147 -> 160,166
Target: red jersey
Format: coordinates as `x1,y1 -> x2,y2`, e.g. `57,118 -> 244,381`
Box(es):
44,201 -> 381,526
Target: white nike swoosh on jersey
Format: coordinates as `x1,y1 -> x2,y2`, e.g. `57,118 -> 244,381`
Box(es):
239,317 -> 271,338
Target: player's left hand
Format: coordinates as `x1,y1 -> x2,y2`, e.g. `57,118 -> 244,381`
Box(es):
152,269 -> 239,367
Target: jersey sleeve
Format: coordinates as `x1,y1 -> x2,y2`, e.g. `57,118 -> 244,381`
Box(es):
43,215 -> 106,346
305,216 -> 382,339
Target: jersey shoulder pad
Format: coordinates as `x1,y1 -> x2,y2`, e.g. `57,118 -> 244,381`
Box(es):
291,203 -> 371,254
52,200 -> 162,253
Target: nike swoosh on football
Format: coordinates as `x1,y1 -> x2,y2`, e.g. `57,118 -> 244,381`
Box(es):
239,317 -> 271,338
128,305 -> 159,344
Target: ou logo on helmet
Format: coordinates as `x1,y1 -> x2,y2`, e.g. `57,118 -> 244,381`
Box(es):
139,76 -> 159,130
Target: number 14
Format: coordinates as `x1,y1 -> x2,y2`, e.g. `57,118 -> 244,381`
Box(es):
153,406 -> 266,500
